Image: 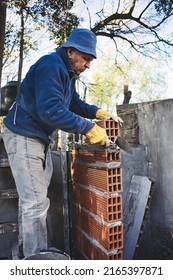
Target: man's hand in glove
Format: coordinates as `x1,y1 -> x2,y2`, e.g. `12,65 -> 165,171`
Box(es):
85,124 -> 110,146
96,109 -> 123,125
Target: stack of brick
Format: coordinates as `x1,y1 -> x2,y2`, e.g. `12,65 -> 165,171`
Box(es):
71,119 -> 124,260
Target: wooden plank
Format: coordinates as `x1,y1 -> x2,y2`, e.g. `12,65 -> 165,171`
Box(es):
123,175 -> 152,260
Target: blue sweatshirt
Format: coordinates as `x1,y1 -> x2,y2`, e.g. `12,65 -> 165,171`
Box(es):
4,48 -> 99,143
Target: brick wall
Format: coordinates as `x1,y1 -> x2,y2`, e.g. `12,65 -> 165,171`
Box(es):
71,119 -> 124,260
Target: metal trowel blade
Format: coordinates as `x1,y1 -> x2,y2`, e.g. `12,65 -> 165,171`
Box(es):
115,136 -> 133,154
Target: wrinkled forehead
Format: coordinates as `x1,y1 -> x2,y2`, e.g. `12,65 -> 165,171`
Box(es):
75,50 -> 95,61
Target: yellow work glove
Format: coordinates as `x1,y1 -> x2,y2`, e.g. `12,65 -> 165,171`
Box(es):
96,109 -> 123,125
85,124 -> 110,146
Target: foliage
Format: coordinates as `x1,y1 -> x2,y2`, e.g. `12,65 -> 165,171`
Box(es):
85,53 -> 167,107
87,57 -> 122,110
130,58 -> 167,102
2,0 -> 80,82
29,0 -> 80,44
154,0 -> 173,15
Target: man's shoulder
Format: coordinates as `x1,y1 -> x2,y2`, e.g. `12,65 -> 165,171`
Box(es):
38,52 -> 60,63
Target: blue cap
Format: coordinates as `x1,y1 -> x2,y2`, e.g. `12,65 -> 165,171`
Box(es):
61,28 -> 97,58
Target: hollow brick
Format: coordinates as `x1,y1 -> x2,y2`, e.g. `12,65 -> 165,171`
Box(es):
75,227 -> 123,260
75,206 -> 124,251
97,119 -> 120,141
73,184 -> 123,223
72,163 -> 123,193
72,149 -> 121,163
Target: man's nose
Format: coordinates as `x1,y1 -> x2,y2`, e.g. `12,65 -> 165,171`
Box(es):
85,61 -> 91,69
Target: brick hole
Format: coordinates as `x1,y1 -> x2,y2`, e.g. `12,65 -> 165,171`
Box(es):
114,227 -> 118,233
109,186 -> 113,192
109,214 -> 113,221
118,226 -> 122,231
116,153 -> 120,160
112,153 -> 116,160
108,169 -> 112,175
113,213 -> 117,220
117,176 -> 121,182
117,169 -> 120,174
118,213 -> 121,219
113,177 -> 116,183
112,234 -> 116,241
108,153 -> 111,160
106,120 -> 109,128
110,121 -> 114,128
108,177 -> 112,184
109,235 -> 113,242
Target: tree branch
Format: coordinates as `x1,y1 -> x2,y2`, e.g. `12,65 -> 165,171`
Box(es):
82,0 -> 92,29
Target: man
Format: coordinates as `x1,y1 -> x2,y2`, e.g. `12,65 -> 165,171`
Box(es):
2,28 -> 122,258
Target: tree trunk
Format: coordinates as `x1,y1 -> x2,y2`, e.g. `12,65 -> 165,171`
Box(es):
17,8 -> 24,89
0,0 -> 7,87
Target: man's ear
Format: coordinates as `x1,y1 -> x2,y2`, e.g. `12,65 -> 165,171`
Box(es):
67,47 -> 75,58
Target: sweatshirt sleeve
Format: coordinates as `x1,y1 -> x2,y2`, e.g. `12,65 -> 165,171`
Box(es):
69,90 -> 99,119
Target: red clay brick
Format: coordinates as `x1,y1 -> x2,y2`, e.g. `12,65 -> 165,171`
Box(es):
75,206 -> 124,251
72,149 -> 121,163
73,184 -> 123,223
75,227 -> 123,260
96,150 -> 121,162
97,119 -> 120,141
71,118 -> 124,259
72,163 -> 123,193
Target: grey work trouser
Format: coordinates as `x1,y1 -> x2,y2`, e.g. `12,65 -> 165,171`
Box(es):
2,126 -> 53,258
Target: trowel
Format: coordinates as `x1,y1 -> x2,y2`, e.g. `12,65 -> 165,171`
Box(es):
75,135 -> 133,154
113,135 -> 133,154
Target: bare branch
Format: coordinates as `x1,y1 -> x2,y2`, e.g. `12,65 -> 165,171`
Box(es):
90,0 -> 173,62
138,0 -> 154,19
131,12 -> 173,30
82,0 -> 92,29
129,0 -> 136,15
